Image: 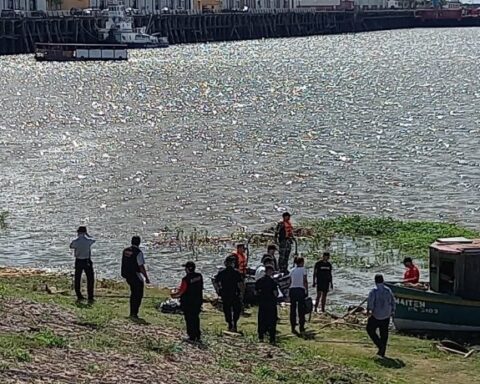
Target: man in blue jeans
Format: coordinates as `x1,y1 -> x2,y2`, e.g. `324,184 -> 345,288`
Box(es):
366,274 -> 396,357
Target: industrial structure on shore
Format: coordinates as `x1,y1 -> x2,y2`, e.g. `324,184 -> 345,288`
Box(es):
1,0 -> 477,15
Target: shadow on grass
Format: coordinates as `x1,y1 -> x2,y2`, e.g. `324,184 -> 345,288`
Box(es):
374,356 -> 406,369
130,317 -> 150,325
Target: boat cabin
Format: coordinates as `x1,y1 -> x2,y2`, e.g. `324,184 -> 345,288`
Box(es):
430,238 -> 480,300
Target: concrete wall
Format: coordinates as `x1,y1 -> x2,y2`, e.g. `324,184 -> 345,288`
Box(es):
60,0 -> 89,8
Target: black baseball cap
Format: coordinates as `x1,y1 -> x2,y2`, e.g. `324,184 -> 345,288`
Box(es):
77,226 -> 87,233
403,257 -> 413,264
182,261 -> 196,271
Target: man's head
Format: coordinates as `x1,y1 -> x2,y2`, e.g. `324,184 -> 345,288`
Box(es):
183,261 -> 196,273
267,244 -> 277,256
131,236 -> 141,247
265,265 -> 274,277
294,256 -> 305,267
403,257 -> 413,268
224,255 -> 236,268
282,212 -> 291,220
262,256 -> 274,267
77,226 -> 87,234
322,252 -> 330,261
236,243 -> 246,253
375,274 -> 384,285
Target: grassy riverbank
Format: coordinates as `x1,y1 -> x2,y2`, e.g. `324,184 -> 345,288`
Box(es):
307,216 -> 479,259
0,269 -> 479,384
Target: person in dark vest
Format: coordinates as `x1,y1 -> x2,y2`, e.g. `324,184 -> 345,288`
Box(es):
313,252 -> 333,313
70,226 -> 96,303
121,236 -> 150,319
214,255 -> 244,332
255,264 -> 279,344
171,261 -> 204,342
275,212 -> 294,273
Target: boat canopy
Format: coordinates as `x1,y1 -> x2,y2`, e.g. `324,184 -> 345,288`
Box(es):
430,238 -> 480,300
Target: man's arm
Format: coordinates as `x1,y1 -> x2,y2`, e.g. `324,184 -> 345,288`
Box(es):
390,291 -> 396,316
303,274 -> 308,292
171,279 -> 187,299
69,240 -> 75,250
366,290 -> 374,316
137,252 -> 150,284
312,263 -> 317,287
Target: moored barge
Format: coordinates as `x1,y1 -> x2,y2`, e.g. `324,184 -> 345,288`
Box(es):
34,43 -> 128,62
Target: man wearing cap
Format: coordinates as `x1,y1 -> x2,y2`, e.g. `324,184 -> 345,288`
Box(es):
275,212 -> 294,273
255,264 -> 279,344
171,261 -> 204,342
402,257 -> 420,285
70,226 -> 96,302
214,256 -> 244,332
366,274 -> 396,357
121,236 -> 150,319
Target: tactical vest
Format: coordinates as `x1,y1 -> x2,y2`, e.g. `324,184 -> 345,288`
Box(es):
121,246 -> 141,279
180,272 -> 203,308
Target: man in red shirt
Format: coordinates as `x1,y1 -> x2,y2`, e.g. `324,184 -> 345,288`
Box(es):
403,257 -> 420,284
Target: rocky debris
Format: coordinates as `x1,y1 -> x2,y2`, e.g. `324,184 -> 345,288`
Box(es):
0,299 -> 90,336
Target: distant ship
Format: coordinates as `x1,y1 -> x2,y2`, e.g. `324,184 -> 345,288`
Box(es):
98,1 -> 169,49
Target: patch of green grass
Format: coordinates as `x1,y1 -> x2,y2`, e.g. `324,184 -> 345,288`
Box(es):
33,330 -> 67,348
306,215 -> 478,259
144,338 -> 182,357
0,334 -> 32,362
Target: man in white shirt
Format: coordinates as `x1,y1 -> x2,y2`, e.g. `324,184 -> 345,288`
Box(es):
70,226 -> 96,302
288,256 -> 308,334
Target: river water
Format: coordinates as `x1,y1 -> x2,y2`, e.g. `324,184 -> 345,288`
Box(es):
0,28 -> 479,306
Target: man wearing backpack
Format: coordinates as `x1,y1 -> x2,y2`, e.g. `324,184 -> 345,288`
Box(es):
121,236 -> 150,319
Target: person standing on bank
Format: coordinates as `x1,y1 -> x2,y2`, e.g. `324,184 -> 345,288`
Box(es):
121,236 -> 150,319
171,261 -> 204,342
255,265 -> 279,344
275,212 -> 294,273
288,256 -> 308,334
70,226 -> 96,303
266,244 -> 279,271
313,252 -> 333,313
214,256 -> 244,332
366,274 -> 396,358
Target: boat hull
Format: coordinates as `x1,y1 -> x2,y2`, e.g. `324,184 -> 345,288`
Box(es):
385,282 -> 480,332
125,42 -> 169,49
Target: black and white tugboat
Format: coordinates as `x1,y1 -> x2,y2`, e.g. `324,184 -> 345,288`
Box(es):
98,0 -> 169,49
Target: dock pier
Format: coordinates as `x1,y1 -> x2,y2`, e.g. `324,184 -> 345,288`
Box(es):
1,10 -> 479,55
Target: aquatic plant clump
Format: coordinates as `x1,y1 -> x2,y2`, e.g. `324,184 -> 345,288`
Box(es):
0,211 -> 8,230
306,216 -> 479,259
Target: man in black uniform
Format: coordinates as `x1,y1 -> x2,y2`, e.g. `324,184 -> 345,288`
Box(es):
171,261 -> 204,342
255,265 -> 279,344
275,212 -> 294,273
313,252 -> 333,313
214,256 -> 244,332
121,236 -> 150,319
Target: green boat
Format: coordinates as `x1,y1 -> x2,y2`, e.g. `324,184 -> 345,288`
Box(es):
386,237 -> 480,332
